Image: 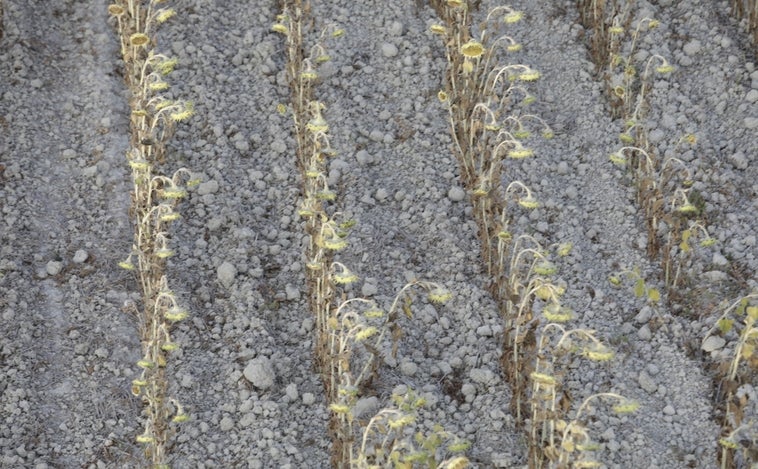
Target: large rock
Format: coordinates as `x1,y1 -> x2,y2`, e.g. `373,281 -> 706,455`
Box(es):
243,357 -> 275,390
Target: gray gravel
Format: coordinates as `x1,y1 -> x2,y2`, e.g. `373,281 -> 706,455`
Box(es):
1,0 -> 756,468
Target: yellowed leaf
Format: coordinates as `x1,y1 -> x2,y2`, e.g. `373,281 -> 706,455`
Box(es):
634,279 -> 645,298
742,342 -> 755,360
554,419 -> 567,432
718,318 -> 734,334
561,439 -> 575,453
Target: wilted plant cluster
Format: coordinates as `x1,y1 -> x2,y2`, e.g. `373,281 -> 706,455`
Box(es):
429,2 -> 633,467
577,1 -> 714,293
274,2 -> 362,463
356,390 -> 471,469
530,321 -> 636,467
576,4 -> 758,468
429,0 -> 546,275
702,293 -> 758,468
496,234 -> 569,423
273,0 -> 347,384
330,285 -> 467,468
107,1 -> 194,466
274,2 -> 465,467
576,0 -> 632,80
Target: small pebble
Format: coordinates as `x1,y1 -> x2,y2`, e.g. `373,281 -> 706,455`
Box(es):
220,416 -> 234,432
729,152 -> 748,170
701,335 -> 725,352
285,284 -> 300,300
461,383 -> 476,396
381,43 -> 398,58
638,371 -> 658,393
448,186 -> 466,202
46,260 -> 63,276
197,180 -> 219,196
356,150 -> 373,165
285,383 -> 298,401
361,282 -> 378,297
217,261 -> 237,288
648,129 -> 665,144
469,368 -> 495,385
400,361 -> 417,377
207,218 -> 223,231
353,396 -> 380,418
73,250 -> 88,264
683,40 -> 701,56
388,21 -> 404,36
234,139 -> 250,152
634,306 -> 653,324
369,129 -> 384,142
637,324 -> 652,341
476,325 -> 493,337
703,270 -> 728,282
712,252 -> 728,267
302,392 -> 316,405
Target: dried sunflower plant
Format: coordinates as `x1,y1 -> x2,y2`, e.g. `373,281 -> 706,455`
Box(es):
274,4 -> 464,467
428,0 -> 542,418
529,324 -> 634,468
577,5 -> 715,293
498,235 -> 634,468
608,143 -> 715,290
702,293 -> 758,468
273,3 -> 357,463
329,284 -> 463,468
496,234 -> 570,424
355,390 -> 471,469
108,1 -> 194,466
428,3 -> 635,466
429,0 -> 548,276
580,8 -> 750,467
576,0 -> 633,81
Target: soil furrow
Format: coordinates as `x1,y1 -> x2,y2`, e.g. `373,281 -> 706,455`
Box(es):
0,1 -> 139,466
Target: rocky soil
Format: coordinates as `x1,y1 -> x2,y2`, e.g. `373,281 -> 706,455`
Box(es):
0,0 -> 756,468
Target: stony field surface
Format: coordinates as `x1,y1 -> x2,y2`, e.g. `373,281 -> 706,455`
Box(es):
0,0 -> 756,468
